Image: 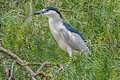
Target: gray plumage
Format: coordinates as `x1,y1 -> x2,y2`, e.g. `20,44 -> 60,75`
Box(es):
34,6 -> 91,57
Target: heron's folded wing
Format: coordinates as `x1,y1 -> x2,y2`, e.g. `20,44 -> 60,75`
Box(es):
60,29 -> 88,51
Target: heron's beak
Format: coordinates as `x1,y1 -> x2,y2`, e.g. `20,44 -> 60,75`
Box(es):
34,9 -> 46,15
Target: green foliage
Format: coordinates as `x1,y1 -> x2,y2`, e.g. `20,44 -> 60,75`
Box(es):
0,0 -> 120,80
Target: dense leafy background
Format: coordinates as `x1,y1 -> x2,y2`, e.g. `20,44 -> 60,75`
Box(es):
0,0 -> 120,80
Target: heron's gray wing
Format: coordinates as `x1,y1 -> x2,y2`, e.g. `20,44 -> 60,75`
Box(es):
63,22 -> 85,41
60,29 -> 89,52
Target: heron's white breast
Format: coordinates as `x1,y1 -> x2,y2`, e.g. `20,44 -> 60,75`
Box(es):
48,21 -> 69,52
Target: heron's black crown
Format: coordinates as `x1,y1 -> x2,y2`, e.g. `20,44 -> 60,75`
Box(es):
45,6 -> 62,18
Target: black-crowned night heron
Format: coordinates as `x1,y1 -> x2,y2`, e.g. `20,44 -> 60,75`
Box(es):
34,6 -> 91,58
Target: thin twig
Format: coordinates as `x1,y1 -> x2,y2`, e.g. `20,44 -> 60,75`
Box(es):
34,62 -> 51,77
52,64 -> 64,77
28,0 -> 32,23
39,70 -> 52,78
0,55 -> 8,60
9,60 -> 16,80
3,62 -> 11,77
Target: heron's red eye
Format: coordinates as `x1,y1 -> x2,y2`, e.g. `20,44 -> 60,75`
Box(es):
46,9 -> 49,11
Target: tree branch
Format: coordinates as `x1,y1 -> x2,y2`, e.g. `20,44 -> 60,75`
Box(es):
0,47 -> 63,79
0,47 -> 36,80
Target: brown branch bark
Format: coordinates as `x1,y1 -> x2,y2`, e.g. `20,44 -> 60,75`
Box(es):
34,62 -> 51,77
3,62 -> 11,77
0,47 -> 36,80
0,47 -> 63,79
9,60 -> 16,80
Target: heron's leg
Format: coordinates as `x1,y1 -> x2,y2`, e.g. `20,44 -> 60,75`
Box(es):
65,47 -> 72,67
67,47 -> 72,57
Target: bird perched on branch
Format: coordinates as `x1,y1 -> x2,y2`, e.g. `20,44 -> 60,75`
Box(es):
34,6 -> 91,57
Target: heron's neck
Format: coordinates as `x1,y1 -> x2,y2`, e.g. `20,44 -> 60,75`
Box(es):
48,17 -> 63,26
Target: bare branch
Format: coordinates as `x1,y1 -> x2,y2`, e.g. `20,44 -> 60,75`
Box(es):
52,64 -> 64,77
3,62 -> 11,77
39,70 -> 52,78
28,0 -> 32,23
9,60 -> 16,80
0,47 -> 63,79
34,62 -> 51,77
0,47 -> 36,79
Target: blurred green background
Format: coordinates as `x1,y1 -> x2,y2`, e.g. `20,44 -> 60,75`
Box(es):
0,0 -> 120,80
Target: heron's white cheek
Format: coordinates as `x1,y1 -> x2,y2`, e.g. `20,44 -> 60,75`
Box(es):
43,13 -> 49,16
43,13 -> 52,17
